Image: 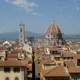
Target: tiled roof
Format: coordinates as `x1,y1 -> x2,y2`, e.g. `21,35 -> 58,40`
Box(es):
7,49 -> 21,58
76,53 -> 80,59
62,53 -> 75,58
0,58 -> 28,67
7,53 -> 18,58
44,66 -> 70,77
68,66 -> 80,73
64,61 -> 75,67
47,23 -> 61,33
41,58 -> 54,65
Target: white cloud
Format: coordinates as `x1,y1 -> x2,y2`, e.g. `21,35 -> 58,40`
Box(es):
4,0 -> 39,15
31,12 -> 42,16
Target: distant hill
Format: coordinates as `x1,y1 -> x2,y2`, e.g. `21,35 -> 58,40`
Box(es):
0,31 -> 41,40
0,32 -> 80,42
62,34 -> 80,42
0,32 -> 18,40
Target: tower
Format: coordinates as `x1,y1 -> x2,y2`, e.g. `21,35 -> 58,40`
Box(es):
19,21 -> 25,45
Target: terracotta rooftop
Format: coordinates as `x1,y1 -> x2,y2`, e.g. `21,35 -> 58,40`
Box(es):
76,53 -> 80,59
41,58 -> 54,65
64,61 -> 75,67
0,58 -> 28,67
68,66 -> 80,73
47,23 -> 61,33
44,66 -> 70,77
62,52 -> 75,58
7,53 -> 18,58
7,49 -> 21,58
47,46 -> 62,51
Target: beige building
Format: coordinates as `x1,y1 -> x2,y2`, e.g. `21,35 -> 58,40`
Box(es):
0,50 -> 6,61
0,58 -> 28,80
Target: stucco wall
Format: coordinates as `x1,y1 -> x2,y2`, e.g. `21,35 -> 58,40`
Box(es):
0,67 -> 25,80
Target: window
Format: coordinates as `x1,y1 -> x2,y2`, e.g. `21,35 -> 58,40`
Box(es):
47,34 -> 50,37
5,77 -> 9,80
13,67 -> 20,72
38,73 -> 40,76
4,67 -> 10,72
55,57 -> 60,61
64,62 -> 66,67
0,57 -> 1,60
15,77 -> 19,80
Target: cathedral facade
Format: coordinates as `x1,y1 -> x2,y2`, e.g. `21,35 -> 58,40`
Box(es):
33,22 -> 65,46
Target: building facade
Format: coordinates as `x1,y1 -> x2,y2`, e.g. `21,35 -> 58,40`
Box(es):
32,22 -> 65,47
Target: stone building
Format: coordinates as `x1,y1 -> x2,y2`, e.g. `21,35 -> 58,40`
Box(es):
0,46 -> 32,80
0,59 -> 28,80
19,21 -> 25,45
18,21 -> 32,58
45,23 -> 65,46
33,22 -> 65,46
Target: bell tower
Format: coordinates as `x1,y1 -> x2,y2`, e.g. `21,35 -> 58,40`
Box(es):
19,20 -> 25,45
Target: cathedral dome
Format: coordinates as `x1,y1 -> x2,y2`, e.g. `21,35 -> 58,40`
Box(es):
47,23 -> 61,33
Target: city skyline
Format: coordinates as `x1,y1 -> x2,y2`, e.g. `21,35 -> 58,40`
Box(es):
0,0 -> 80,34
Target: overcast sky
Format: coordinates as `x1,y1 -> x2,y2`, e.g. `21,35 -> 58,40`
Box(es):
0,0 -> 80,34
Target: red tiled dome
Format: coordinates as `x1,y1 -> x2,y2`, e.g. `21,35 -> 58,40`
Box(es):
47,23 -> 61,33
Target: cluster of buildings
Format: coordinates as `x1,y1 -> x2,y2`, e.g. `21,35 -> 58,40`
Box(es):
0,21 -> 80,80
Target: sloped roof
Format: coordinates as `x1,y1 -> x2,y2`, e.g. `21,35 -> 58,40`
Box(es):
68,66 -> 80,73
0,58 -> 28,67
44,66 -> 70,77
7,49 -> 21,58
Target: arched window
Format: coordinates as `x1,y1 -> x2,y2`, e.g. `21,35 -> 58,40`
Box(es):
15,77 -> 19,80
5,77 -> 9,80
